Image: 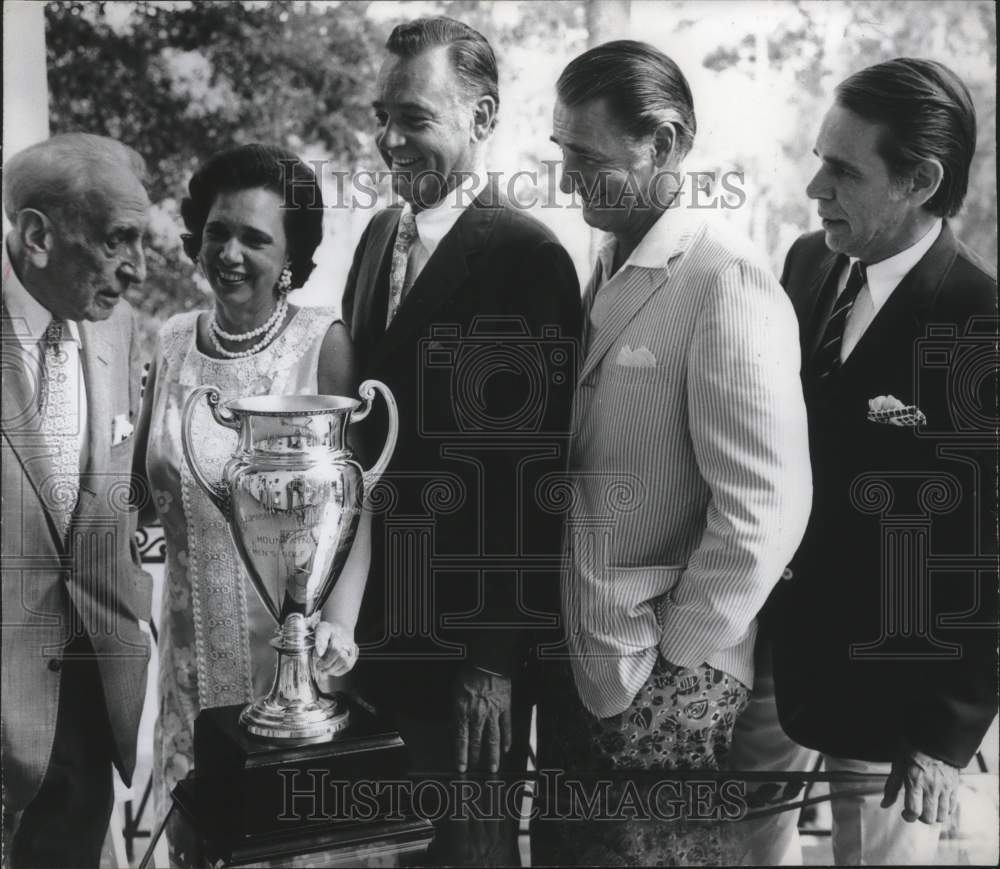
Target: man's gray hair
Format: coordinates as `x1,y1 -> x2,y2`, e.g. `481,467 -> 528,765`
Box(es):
3,132 -> 148,227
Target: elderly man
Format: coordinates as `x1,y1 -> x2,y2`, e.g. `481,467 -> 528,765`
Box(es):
2,133 -> 152,867
533,41 -> 812,865
341,15 -> 580,863
733,58 -> 999,866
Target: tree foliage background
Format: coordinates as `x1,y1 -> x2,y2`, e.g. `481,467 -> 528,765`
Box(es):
44,0 -> 996,359
46,0 -> 388,350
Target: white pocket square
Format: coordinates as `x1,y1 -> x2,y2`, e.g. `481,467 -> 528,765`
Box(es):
866,394 -> 927,427
615,345 -> 657,368
112,413 -> 135,444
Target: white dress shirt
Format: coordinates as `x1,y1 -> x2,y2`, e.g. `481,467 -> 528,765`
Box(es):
404,169 -> 488,292
838,219 -> 942,360
589,206 -> 699,338
2,241 -> 88,458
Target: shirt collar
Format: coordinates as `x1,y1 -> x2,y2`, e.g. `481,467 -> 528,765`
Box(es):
413,167 -> 489,255
2,235 -> 81,349
854,219 -> 943,313
596,204 -> 699,281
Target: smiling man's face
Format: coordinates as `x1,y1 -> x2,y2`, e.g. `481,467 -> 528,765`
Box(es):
373,46 -> 481,210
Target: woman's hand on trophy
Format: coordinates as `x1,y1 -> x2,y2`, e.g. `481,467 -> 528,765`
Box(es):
313,621 -> 359,677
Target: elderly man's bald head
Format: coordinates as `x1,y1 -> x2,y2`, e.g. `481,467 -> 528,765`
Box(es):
4,133 -> 148,228
4,133 -> 150,322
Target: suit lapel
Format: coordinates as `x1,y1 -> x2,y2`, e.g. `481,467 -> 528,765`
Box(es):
1,306 -> 90,550
1,305 -> 42,434
576,268 -> 660,384
369,187 -> 499,373
577,249 -> 609,369
576,212 -> 700,386
801,251 -> 847,363
357,212 -> 397,349
1,306 -> 59,518
78,319 -> 112,487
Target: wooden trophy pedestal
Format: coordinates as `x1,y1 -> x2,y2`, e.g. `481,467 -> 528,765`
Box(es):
171,696 -> 434,865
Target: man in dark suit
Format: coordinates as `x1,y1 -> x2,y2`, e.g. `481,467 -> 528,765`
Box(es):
734,59 -> 997,865
2,133 -> 153,867
341,12 -> 580,818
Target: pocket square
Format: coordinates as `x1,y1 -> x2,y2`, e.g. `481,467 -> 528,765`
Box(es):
866,394 -> 926,427
615,344 -> 657,367
112,413 -> 135,444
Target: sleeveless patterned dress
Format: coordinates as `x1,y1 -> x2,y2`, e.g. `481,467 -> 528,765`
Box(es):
145,306 -> 339,866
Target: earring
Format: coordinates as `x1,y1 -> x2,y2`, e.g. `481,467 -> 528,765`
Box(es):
277,263 -> 293,295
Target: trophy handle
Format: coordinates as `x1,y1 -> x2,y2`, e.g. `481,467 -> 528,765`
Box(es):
181,385 -> 238,515
349,379 -> 398,493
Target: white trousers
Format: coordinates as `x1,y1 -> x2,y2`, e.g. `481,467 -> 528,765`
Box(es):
728,644 -> 941,865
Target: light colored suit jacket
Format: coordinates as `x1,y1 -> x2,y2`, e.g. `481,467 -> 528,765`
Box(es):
1,284 -> 152,810
562,208 -> 812,718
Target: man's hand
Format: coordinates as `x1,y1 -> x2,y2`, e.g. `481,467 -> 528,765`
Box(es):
881,748 -> 960,825
452,665 -> 512,774
313,621 -> 359,678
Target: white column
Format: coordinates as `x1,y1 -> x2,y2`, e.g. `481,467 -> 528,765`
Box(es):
3,1 -> 49,173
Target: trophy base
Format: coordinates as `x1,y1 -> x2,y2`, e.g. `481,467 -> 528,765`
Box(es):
191,695 -> 418,840
172,777 -> 434,866
239,692 -> 351,742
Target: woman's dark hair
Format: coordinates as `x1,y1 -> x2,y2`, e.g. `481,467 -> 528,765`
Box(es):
556,40 -> 696,157
386,16 -> 499,112
835,58 -> 976,218
181,143 -> 324,289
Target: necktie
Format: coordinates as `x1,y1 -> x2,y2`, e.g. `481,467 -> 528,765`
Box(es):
812,261 -> 866,379
386,207 -> 418,326
39,318 -> 80,540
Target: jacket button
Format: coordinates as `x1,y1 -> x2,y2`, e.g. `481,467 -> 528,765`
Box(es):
781,567 -> 794,581
47,658 -> 62,672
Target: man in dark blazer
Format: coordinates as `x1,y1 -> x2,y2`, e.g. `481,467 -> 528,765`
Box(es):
2,134 -> 153,867
342,14 -> 580,808
739,59 -> 997,865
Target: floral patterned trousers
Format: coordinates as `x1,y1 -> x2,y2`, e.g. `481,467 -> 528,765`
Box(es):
532,655 -> 750,866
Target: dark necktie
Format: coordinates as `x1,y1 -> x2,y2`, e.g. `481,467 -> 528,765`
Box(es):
812,261 -> 866,379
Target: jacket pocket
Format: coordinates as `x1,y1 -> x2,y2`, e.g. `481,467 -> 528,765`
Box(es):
574,564 -> 685,651
608,363 -> 662,386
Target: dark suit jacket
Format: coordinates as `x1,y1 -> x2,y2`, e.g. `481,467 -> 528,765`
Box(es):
766,224 -> 998,767
2,300 -> 152,810
342,184 -> 581,716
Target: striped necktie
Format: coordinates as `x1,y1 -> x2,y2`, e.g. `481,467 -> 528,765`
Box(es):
812,261 -> 866,379
385,206 -> 418,326
39,318 -> 81,540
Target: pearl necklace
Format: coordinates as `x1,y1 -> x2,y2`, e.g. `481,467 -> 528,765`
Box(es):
210,297 -> 289,359
212,295 -> 288,342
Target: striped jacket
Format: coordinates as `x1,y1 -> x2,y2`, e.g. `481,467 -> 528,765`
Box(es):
561,208 -> 812,718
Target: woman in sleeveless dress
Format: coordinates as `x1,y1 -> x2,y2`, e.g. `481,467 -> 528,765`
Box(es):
132,144 -> 367,867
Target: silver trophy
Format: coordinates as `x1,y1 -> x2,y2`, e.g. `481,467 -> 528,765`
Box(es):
181,381 -> 397,742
